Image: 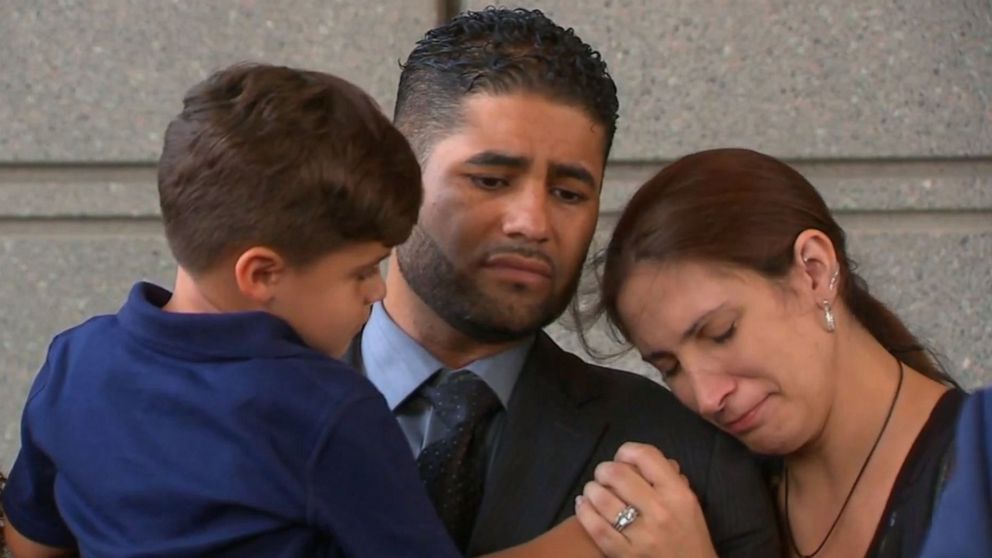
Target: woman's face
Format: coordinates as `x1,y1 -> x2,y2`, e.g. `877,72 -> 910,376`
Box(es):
616,259 -> 834,455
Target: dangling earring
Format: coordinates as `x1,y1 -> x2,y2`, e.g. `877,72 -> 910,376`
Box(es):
822,299 -> 836,332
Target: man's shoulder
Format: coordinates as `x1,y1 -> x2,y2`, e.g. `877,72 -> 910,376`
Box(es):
526,333 -> 708,425
522,335 -> 757,491
528,333 -> 664,389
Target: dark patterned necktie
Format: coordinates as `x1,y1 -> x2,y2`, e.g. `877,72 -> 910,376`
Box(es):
416,370 -> 501,550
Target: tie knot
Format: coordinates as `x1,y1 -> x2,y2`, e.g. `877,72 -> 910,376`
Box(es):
422,370 -> 501,428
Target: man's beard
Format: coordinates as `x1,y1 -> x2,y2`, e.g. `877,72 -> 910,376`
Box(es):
396,225 -> 581,343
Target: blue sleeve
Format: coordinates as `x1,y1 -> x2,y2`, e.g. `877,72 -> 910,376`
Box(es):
307,394 -> 462,558
920,389 -> 992,557
2,353 -> 76,548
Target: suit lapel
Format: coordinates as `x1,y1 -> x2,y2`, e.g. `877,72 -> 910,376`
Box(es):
468,333 -> 608,553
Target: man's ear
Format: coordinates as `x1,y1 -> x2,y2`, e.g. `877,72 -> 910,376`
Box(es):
792,228 -> 841,303
233,247 -> 286,305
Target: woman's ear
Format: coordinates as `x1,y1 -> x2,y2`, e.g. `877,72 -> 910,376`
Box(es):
792,228 -> 841,303
233,247 -> 286,305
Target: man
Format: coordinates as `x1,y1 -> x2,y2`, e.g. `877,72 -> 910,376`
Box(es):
349,7 -> 780,556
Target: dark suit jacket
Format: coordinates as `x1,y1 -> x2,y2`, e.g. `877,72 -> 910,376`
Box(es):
467,332 -> 781,556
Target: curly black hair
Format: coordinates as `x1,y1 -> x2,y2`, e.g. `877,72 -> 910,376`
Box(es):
394,7 -> 619,159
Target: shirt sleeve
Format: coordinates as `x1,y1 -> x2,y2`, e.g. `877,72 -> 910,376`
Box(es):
2,354 -> 77,548
307,394 -> 462,558
920,389 -> 992,558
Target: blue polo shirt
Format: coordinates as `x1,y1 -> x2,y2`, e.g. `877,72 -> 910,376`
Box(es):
921,388 -> 992,557
2,282 -> 461,558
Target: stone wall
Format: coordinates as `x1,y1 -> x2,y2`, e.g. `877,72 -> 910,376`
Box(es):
2,0 -> 990,469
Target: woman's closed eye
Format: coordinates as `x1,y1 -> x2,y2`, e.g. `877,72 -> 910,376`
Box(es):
712,322 -> 737,344
651,356 -> 681,380
660,362 -> 681,380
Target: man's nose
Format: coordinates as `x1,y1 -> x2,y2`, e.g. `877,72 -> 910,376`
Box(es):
500,183 -> 551,242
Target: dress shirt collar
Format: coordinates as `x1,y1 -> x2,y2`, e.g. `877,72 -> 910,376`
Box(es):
359,302 -> 533,410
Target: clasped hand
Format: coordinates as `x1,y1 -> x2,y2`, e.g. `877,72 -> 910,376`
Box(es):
575,442 -> 718,558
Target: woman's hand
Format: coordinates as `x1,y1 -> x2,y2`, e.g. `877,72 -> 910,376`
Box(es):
574,442 -> 718,558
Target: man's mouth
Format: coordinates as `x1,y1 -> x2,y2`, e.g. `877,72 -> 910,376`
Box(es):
483,253 -> 553,285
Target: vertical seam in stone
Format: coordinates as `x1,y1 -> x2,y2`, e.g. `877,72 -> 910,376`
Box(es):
438,0 -> 461,25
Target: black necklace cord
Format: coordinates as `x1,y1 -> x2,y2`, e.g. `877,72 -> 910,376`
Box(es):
784,358 -> 906,558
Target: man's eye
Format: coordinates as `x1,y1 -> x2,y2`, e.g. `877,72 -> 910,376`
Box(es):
470,175 -> 509,189
552,187 -> 587,203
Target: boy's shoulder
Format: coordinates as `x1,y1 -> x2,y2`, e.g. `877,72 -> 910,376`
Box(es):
46,312 -> 124,358
262,351 -> 382,402
219,352 -> 389,451
44,304 -> 380,407
201,345 -> 384,419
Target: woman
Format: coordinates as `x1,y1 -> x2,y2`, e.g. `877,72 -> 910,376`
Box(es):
572,148 -> 964,557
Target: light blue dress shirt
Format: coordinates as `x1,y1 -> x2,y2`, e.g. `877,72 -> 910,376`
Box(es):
353,302 -> 534,457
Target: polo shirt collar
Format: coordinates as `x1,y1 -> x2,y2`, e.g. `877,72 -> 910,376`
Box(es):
117,282 -> 311,359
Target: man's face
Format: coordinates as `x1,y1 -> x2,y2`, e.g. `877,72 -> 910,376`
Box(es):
396,93 -> 606,342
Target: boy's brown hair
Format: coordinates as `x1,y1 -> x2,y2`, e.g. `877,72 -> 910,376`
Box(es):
158,63 -> 422,274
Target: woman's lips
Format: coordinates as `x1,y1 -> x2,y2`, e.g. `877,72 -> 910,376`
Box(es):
723,396 -> 770,435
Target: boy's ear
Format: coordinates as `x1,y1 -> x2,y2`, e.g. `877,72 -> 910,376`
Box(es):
233,247 -> 287,304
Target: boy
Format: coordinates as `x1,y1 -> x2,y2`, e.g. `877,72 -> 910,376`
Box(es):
1,63 -> 462,557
